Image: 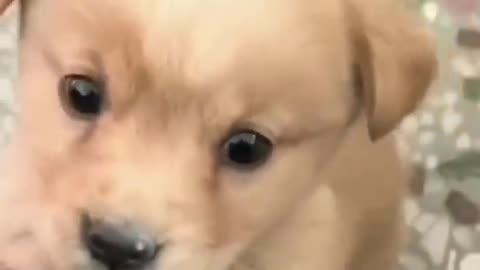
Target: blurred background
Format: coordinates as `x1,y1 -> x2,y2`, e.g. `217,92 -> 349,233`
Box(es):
0,1 -> 479,270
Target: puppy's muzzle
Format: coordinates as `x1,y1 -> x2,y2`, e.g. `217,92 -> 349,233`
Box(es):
82,215 -> 161,269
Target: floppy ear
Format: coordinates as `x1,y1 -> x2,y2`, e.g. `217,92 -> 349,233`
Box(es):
348,0 -> 437,141
0,0 -> 13,14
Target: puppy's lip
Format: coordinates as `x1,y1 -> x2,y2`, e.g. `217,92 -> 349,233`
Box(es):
89,260 -> 110,270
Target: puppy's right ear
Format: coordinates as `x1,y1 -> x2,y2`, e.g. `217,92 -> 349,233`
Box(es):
348,0 -> 437,141
0,0 -> 14,14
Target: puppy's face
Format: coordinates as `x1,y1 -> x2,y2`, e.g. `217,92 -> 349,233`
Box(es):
0,0 -> 436,270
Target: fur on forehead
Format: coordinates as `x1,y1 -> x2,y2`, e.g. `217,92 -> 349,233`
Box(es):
11,0 -> 357,147
7,0 -> 436,142
20,0 -> 354,105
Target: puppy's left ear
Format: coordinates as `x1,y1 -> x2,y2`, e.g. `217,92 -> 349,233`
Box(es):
0,0 -> 14,14
348,0 -> 438,141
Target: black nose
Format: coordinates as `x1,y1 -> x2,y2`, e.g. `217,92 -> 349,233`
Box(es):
82,217 -> 160,268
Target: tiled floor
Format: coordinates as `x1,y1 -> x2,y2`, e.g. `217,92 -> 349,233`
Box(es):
0,4 -> 16,150
397,1 -> 480,270
1,1 -> 480,270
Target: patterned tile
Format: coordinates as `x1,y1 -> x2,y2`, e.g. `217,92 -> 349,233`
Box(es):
400,1 -> 480,269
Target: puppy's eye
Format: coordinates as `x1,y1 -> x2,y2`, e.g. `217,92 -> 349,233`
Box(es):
59,75 -> 105,119
222,130 -> 273,169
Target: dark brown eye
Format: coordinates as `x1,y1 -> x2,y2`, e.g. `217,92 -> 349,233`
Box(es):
222,130 -> 273,169
59,75 -> 105,119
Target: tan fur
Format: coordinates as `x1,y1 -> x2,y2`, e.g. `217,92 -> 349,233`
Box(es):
0,0 -> 436,270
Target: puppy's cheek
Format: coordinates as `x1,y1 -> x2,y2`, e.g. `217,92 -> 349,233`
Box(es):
158,248 -> 209,270
1,242 -> 41,270
0,249 -> 86,270
0,237 -> 54,270
159,245 -> 237,270
0,206 -> 85,270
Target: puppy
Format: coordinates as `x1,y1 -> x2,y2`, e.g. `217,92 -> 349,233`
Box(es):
0,0 -> 437,270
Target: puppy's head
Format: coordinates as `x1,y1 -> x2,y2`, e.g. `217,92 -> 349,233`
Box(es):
0,0 -> 436,269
